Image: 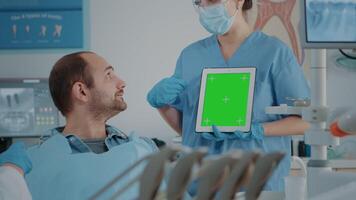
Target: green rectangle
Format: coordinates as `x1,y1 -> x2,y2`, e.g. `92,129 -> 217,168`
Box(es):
201,73 -> 250,127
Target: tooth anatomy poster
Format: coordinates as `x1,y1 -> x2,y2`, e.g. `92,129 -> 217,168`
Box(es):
249,0 -> 304,65
0,0 -> 84,49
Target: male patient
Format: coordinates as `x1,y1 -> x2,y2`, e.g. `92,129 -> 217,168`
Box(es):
25,51 -> 159,200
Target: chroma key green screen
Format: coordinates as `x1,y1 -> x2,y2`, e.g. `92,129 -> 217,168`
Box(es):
201,73 -> 251,127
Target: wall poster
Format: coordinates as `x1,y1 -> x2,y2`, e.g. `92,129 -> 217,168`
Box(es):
0,0 -> 84,49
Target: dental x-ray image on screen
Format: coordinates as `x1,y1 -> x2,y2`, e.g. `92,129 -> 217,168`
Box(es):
306,0 -> 356,43
0,79 -> 60,137
0,88 -> 35,133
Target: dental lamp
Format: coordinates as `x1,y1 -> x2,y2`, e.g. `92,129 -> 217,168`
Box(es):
330,110 -> 356,137
89,146 -> 181,200
218,151 -> 259,200
195,154 -> 239,200
244,152 -> 285,200
166,148 -> 208,200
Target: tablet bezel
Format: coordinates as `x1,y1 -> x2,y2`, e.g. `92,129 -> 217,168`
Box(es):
195,67 -> 256,133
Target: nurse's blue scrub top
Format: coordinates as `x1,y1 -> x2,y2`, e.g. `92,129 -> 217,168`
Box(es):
171,31 -> 310,191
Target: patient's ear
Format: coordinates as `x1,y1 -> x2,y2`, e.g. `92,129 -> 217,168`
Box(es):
72,82 -> 90,103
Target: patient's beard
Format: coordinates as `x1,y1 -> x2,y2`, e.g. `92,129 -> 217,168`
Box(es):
88,89 -> 127,121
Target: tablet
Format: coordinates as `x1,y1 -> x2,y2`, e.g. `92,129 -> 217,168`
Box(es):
196,68 -> 256,133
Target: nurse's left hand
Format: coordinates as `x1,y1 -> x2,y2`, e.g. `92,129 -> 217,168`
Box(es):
201,123 -> 264,141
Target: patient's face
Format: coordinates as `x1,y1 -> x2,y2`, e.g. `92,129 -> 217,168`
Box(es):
82,53 -> 127,118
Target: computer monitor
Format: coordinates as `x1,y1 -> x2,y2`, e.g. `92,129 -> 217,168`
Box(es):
300,0 -> 356,49
0,79 -> 60,137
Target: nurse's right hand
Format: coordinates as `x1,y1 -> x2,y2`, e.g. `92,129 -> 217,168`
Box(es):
0,142 -> 32,175
147,77 -> 187,108
201,123 -> 264,141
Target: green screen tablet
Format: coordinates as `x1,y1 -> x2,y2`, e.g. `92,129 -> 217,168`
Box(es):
196,68 -> 256,132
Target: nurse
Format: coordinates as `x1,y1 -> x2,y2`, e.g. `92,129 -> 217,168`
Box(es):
147,0 -> 310,191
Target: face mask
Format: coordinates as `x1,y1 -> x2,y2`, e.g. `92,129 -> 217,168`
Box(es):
198,3 -> 238,35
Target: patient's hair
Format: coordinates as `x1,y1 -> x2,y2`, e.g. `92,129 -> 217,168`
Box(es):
243,0 -> 252,11
49,51 -> 95,116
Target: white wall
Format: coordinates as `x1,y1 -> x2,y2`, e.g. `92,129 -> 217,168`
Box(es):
1,1 -> 355,143
326,50 -> 356,108
0,0 -> 208,142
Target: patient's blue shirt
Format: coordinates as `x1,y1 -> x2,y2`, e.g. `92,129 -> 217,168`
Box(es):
49,126 -> 150,154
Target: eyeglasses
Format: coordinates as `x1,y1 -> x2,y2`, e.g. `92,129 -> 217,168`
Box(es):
193,0 -> 230,9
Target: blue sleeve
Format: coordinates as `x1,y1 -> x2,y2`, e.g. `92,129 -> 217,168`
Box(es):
272,48 -> 310,106
171,52 -> 185,111
173,52 -> 183,79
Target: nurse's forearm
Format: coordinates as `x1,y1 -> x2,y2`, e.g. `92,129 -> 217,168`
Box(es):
263,116 -> 310,136
158,106 -> 182,135
2,164 -> 24,176
0,166 -> 32,200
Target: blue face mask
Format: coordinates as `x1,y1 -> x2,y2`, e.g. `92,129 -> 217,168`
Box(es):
198,3 -> 238,35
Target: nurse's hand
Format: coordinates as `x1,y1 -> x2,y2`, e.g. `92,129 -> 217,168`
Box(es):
147,77 -> 187,108
201,123 -> 264,141
0,142 -> 32,175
